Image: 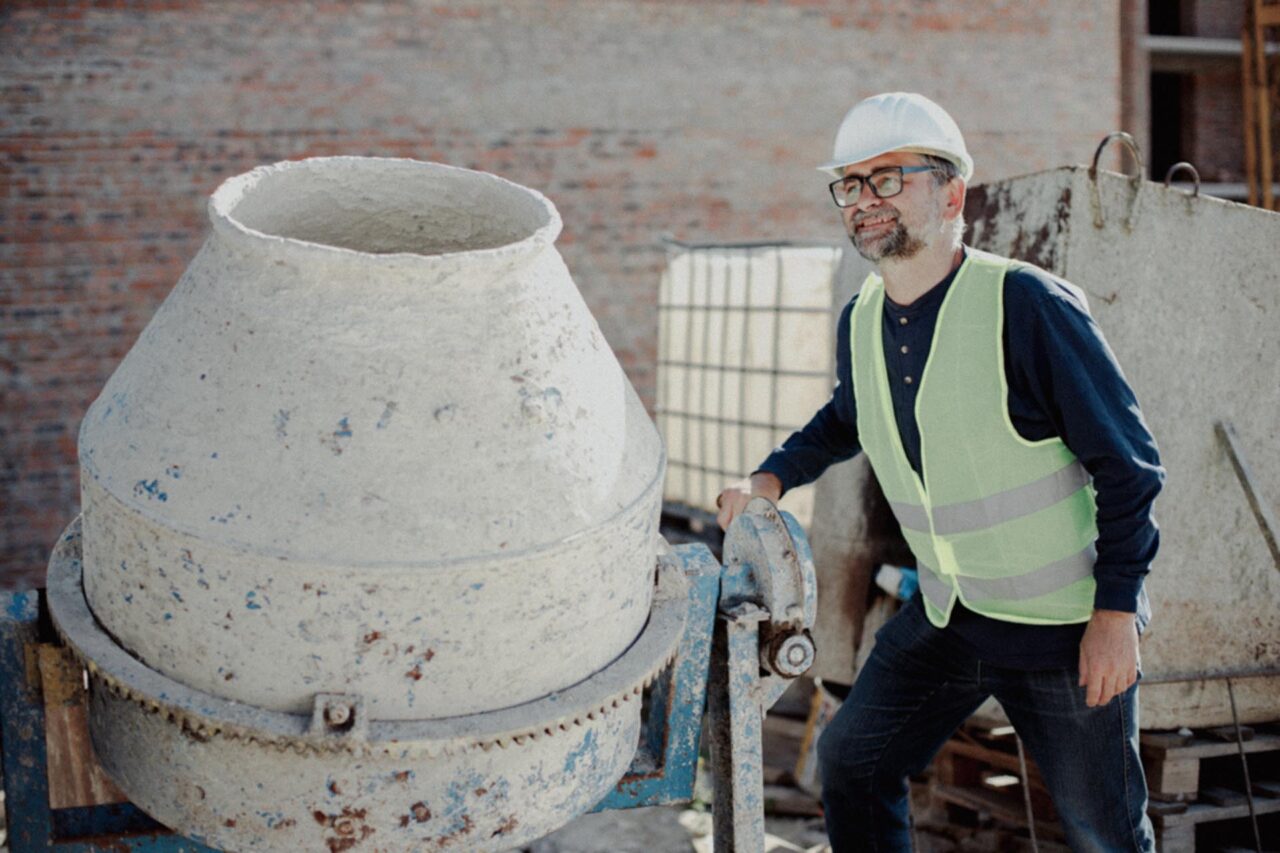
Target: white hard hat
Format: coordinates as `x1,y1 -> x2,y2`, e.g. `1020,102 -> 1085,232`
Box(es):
818,92 -> 973,181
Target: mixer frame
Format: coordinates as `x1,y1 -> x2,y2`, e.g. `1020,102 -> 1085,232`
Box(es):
2,501 -> 817,852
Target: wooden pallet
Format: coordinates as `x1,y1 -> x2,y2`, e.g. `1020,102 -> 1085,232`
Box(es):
928,718 -> 1067,845
928,720 -> 1280,852
1141,725 -> 1280,852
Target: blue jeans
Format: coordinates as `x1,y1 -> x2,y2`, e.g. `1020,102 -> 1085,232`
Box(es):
817,600 -> 1154,852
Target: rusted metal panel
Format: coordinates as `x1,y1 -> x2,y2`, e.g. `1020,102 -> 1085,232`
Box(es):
967,165 -> 1280,727
964,172 -> 1073,273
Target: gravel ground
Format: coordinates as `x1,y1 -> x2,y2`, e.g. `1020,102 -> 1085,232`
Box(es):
0,788 -> 1061,853
527,806 -> 832,852
521,799 -> 1065,853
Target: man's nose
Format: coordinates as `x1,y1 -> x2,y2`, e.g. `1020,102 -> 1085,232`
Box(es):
848,184 -> 885,214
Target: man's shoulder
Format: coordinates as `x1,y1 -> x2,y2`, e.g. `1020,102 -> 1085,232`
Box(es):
999,256 -> 1092,317
839,290 -> 861,321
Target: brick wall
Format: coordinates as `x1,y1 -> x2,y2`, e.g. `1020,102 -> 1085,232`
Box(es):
1184,0 -> 1248,182
0,0 -> 1122,588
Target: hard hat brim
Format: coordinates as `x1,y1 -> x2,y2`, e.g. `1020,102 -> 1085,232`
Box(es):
817,145 -> 974,182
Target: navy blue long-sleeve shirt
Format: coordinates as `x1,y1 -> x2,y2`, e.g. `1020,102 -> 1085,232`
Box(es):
758,249 -> 1165,670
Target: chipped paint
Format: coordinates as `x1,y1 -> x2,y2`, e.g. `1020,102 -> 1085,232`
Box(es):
274,409 -> 290,440
321,416 -> 353,456
5,590 -> 32,621
561,728 -> 597,774
375,401 -> 398,430
133,479 -> 168,502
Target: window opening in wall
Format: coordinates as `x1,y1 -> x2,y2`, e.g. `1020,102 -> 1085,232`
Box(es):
1149,0 -> 1184,36
1148,0 -> 1188,180
1149,72 -> 1188,180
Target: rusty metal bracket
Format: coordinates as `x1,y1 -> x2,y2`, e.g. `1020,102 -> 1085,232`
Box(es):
1216,420 -> 1280,571
720,498 -> 818,690
706,606 -> 770,853
307,692 -> 368,742
1088,131 -> 1145,232
699,500 -> 819,851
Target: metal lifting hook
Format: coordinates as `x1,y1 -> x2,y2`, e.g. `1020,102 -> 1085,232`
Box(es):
1163,161 -> 1202,197
1088,131 -> 1145,232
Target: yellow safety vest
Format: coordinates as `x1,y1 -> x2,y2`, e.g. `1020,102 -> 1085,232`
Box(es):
851,249 -> 1098,627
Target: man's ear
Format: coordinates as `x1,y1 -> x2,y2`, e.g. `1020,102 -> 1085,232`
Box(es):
945,178 -> 966,220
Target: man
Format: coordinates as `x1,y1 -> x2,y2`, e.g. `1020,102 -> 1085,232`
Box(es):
717,93 -> 1163,851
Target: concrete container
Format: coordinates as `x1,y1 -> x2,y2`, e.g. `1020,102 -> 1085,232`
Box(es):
964,166 -> 1280,727
76,156 -> 666,721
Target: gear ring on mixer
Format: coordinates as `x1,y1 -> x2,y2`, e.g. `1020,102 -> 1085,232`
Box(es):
47,517 -> 689,852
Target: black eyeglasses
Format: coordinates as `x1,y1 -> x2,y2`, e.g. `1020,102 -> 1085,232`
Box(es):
828,165 -> 944,208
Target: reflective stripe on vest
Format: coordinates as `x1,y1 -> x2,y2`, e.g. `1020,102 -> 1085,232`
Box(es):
917,543 -> 1096,609
850,249 -> 1099,627
889,459 -> 1090,536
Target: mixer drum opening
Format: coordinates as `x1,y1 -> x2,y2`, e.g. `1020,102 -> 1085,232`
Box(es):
215,157 -> 555,257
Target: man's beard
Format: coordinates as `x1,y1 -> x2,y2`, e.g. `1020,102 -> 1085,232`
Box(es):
847,209 -> 927,262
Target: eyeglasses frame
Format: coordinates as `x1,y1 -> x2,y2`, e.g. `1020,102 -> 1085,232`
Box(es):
828,165 -> 947,209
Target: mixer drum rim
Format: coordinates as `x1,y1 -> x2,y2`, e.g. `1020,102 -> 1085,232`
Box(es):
47,516 -> 689,754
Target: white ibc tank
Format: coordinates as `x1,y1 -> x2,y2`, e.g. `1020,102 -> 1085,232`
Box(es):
77,156 -> 666,720
656,243 -> 844,528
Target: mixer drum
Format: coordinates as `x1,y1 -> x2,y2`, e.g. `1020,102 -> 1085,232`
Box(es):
59,157 -> 675,850
78,156 -> 664,718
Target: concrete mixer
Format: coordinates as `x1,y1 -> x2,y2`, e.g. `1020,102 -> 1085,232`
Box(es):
0,158 -> 817,852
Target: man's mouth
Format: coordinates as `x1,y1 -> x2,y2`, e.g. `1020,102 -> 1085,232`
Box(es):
854,213 -> 897,235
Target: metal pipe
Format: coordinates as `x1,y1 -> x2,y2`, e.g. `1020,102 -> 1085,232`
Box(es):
1216,420 -> 1280,571
1140,666 -> 1280,685
1227,679 -> 1263,853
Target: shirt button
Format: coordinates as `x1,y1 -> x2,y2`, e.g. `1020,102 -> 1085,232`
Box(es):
900,345 -> 909,354
899,317 -> 909,326
904,376 -> 914,385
